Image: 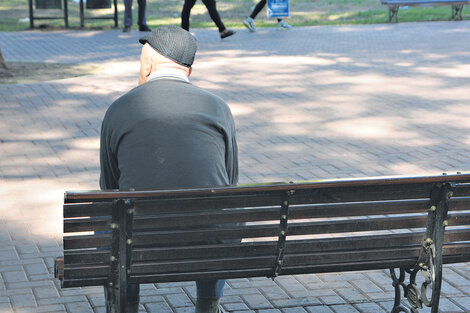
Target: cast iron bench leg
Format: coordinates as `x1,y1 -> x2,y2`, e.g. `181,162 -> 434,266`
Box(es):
389,183 -> 452,313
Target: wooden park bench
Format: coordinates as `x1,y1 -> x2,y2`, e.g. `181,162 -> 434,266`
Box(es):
54,173 -> 470,313
381,0 -> 470,22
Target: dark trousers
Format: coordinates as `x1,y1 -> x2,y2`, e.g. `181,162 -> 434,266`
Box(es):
181,0 -> 226,32
123,0 -> 147,27
105,281 -> 225,312
250,0 -> 281,22
104,283 -> 140,313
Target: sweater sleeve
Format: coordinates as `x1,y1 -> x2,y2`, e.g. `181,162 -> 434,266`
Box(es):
225,112 -> 239,186
99,118 -> 120,190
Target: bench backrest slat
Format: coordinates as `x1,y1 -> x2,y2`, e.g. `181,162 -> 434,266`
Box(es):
63,228 -> 470,266
62,197 -> 470,234
64,202 -> 112,218
64,234 -> 110,250
64,173 -> 470,203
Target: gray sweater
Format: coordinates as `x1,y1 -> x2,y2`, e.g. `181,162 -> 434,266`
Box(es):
100,78 -> 238,191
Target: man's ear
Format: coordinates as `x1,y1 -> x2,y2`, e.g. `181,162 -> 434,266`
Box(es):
145,57 -> 153,77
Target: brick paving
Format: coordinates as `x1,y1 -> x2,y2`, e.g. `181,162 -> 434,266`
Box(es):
1,21 -> 470,312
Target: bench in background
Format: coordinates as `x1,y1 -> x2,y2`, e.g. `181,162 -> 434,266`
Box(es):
55,173 -> 470,313
381,0 -> 470,22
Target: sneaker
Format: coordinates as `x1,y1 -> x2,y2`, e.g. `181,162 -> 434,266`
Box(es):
276,20 -> 292,30
220,29 -> 236,39
243,17 -> 256,32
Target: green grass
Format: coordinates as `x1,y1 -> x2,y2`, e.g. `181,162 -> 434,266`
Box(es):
0,0 -> 469,31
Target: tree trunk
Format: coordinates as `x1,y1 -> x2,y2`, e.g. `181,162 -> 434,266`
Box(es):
0,47 -> 9,70
0,47 -> 11,77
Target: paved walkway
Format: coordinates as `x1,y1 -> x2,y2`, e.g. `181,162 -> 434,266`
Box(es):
1,21 -> 470,313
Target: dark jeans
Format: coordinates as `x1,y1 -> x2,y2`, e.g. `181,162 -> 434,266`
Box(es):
105,280 -> 225,312
181,0 -> 226,32
123,0 -> 147,27
250,0 -> 282,22
104,283 -> 140,312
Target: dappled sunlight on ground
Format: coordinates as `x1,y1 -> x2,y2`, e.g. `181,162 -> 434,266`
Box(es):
1,22 -> 470,201
229,102 -> 256,116
0,179 -> 66,238
325,116 -> 422,141
416,64 -> 470,78
388,162 -> 436,175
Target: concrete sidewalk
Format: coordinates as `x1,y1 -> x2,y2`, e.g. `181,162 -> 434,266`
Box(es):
1,21 -> 470,312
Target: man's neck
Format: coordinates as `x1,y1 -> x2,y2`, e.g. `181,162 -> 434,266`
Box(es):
147,68 -> 189,83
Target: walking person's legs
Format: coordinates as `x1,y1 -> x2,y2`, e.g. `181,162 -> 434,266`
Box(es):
123,0 -> 133,31
244,0 -> 291,32
276,17 -> 292,30
201,0 -> 236,39
181,0 -> 197,31
250,0 -> 266,19
244,0 -> 266,32
201,0 -> 225,32
137,0 -> 151,31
